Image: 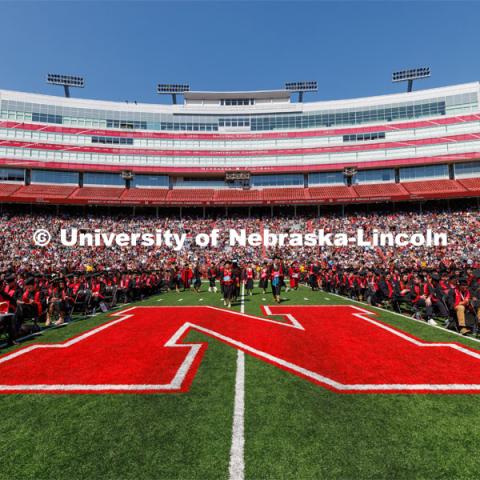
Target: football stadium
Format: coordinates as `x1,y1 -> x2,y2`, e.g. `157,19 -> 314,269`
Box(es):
2,74 -> 480,478
2,2 -> 480,478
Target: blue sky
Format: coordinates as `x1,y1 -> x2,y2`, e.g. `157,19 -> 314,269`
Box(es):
0,1 -> 478,104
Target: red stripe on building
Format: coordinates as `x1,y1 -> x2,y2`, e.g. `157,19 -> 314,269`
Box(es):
1,113 -> 479,141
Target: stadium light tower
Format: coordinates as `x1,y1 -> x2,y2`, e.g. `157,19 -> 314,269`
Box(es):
285,80 -> 317,103
47,73 -> 85,98
157,83 -> 190,104
392,67 -> 430,92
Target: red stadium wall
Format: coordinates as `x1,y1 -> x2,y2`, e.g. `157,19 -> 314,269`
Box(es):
0,179 -> 479,207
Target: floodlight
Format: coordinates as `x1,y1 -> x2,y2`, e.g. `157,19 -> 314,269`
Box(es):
157,83 -> 190,104
157,84 -> 190,94
284,80 -> 317,102
392,67 -> 430,92
285,81 -> 318,92
47,73 -> 85,97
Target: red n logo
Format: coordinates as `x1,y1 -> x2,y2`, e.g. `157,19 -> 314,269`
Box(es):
1,305 -> 480,394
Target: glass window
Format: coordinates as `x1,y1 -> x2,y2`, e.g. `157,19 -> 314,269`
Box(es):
308,172 -> 345,185
83,172 -> 125,186
175,177 -> 225,188
2,90 -> 474,135
31,170 -> 78,185
31,112 -> 62,124
399,164 -> 449,181
454,161 -> 480,179
220,98 -> 254,106
0,168 -> 24,182
343,132 -> 385,142
251,174 -> 303,187
252,101 -> 447,131
354,169 -> 395,184
132,174 -> 169,188
92,136 -> 133,145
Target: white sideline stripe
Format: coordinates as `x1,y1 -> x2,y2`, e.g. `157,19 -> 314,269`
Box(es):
229,284 -> 245,480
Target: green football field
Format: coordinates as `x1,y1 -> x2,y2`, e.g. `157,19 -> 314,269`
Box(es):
1,284 -> 480,480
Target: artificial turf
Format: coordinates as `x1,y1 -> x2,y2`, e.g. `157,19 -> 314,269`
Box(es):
1,285 -> 480,479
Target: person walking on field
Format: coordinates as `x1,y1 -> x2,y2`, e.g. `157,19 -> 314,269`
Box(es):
193,264 -> 202,293
271,265 -> 282,303
286,261 -> 300,292
259,262 -> 269,294
244,263 -> 255,296
208,264 -> 218,293
221,261 -> 234,308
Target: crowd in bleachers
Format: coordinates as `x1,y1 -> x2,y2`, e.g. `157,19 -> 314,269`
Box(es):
0,206 -> 479,345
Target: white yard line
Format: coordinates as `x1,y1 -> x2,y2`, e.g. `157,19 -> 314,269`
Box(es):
229,283 -> 245,480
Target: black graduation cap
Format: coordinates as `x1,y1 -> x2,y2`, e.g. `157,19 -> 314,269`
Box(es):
431,273 -> 440,282
5,274 -> 15,283
25,277 -> 35,286
473,270 -> 480,279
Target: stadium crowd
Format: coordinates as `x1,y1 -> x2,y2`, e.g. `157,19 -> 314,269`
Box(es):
0,206 -> 479,345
